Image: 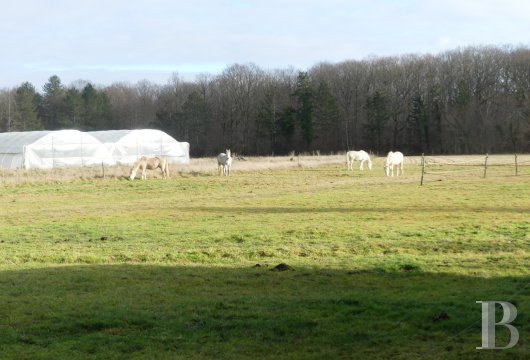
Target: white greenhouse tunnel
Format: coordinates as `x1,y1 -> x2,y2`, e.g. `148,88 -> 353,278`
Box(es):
0,129 -> 189,170
87,129 -> 189,166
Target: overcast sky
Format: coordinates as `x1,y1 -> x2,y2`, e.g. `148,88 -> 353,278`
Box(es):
2,0 -> 530,90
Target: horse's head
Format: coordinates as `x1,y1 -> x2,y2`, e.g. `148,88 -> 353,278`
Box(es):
383,152 -> 393,175
226,149 -> 231,158
383,159 -> 391,176
129,168 -> 137,180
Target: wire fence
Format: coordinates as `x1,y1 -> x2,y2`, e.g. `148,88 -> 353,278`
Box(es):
419,153 -> 530,185
2,153 -> 530,186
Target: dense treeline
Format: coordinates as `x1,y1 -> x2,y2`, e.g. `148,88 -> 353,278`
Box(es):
1,45 -> 529,156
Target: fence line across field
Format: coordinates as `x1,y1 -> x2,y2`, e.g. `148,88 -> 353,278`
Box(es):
425,167 -> 484,174
424,156 -> 485,165
420,153 -> 530,185
2,152 -> 530,185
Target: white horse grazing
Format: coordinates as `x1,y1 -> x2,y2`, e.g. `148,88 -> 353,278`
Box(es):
217,149 -> 232,176
129,156 -> 169,180
346,150 -> 372,171
384,151 -> 404,177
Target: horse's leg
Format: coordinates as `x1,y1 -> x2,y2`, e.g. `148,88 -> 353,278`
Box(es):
160,164 -> 167,179
142,165 -> 147,180
360,160 -> 364,170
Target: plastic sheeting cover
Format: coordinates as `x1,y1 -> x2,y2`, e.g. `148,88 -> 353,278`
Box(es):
87,129 -> 190,165
0,130 -> 114,169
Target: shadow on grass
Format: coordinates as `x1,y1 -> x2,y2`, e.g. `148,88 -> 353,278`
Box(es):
0,265 -> 527,359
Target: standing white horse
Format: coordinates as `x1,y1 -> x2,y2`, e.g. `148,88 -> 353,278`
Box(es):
129,156 -> 169,180
346,150 -> 372,171
384,151 -> 404,177
217,149 -> 232,176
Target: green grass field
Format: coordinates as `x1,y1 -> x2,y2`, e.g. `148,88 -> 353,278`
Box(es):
0,159 -> 528,359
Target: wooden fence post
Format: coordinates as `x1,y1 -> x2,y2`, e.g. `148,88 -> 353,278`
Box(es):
515,154 -> 518,176
420,153 -> 425,186
483,153 -> 489,178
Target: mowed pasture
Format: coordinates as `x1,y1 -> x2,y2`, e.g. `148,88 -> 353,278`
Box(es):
0,155 -> 529,359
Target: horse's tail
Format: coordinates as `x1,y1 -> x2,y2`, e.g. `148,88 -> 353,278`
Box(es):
165,160 -> 169,178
